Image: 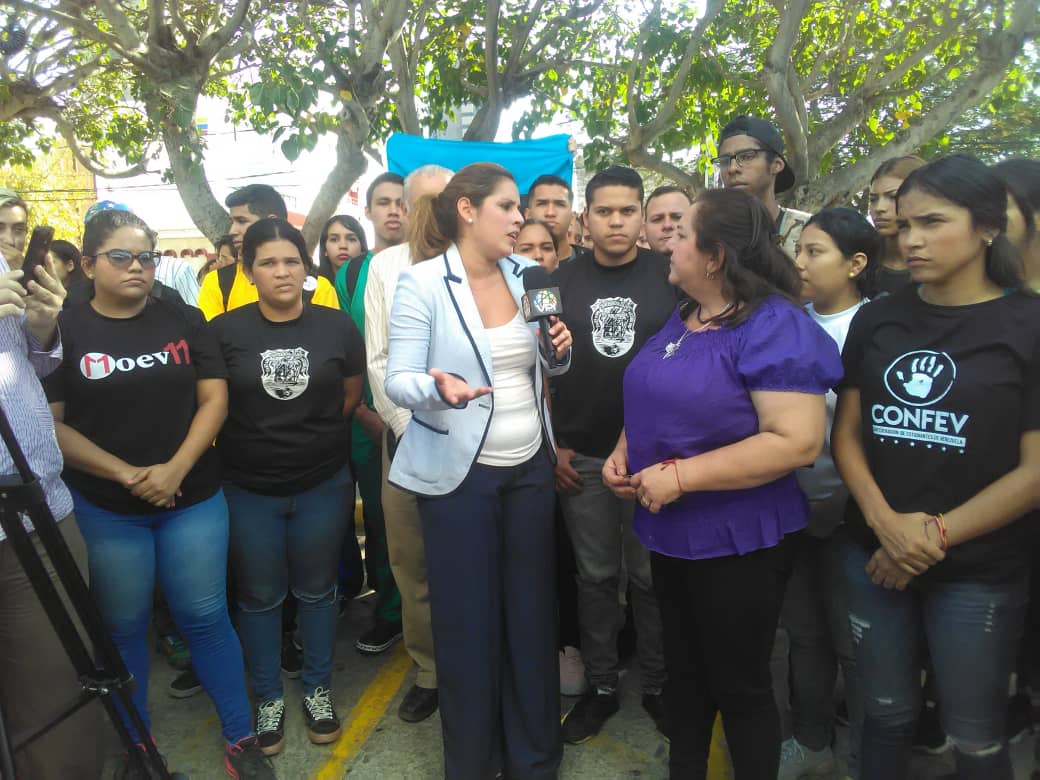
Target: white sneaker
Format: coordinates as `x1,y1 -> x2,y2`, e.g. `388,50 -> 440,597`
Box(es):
778,737 -> 836,780
559,646 -> 588,696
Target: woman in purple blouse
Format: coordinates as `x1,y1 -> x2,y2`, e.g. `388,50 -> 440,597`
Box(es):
603,188 -> 843,779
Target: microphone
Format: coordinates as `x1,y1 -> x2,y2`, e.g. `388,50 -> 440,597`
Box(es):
521,265 -> 564,369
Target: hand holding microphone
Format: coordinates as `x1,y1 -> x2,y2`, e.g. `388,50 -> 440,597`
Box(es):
521,265 -> 572,367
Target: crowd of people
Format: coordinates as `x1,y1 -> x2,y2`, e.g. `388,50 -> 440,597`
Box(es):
0,112 -> 1038,780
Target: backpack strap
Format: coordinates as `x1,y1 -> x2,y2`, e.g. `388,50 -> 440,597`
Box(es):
217,263 -> 237,312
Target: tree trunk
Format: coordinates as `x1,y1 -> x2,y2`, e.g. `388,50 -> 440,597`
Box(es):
158,87 -> 228,243
300,124 -> 368,256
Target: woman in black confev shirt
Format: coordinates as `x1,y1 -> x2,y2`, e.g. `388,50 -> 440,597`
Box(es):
211,218 -> 365,758
44,210 -> 273,778
833,155 -> 1040,779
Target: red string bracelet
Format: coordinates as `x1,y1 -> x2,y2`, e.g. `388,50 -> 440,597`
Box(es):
660,459 -> 683,494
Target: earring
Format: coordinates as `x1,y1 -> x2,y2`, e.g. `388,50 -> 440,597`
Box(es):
705,271 -> 716,280
985,237 -> 993,247
467,218 -> 473,224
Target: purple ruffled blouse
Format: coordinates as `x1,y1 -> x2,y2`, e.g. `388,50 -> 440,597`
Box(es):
623,297 -> 844,560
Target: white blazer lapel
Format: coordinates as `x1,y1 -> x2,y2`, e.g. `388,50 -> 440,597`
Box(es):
442,245 -> 493,386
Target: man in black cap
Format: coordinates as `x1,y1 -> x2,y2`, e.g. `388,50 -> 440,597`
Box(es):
713,115 -> 811,259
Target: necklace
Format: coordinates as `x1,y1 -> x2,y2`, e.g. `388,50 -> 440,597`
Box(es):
662,303 -> 733,359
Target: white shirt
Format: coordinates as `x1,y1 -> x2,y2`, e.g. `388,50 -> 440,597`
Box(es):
477,311 -> 542,467
154,256 -> 201,307
364,244 -> 414,438
797,299 -> 868,500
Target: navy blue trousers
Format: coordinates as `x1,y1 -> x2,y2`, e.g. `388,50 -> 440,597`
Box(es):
418,448 -> 562,780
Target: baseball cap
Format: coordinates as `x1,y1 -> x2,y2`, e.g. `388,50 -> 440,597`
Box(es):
718,116 -> 795,194
84,200 -> 131,224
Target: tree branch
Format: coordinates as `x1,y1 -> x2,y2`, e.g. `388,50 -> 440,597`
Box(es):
40,108 -> 152,178
199,0 -> 252,61
95,0 -> 144,52
762,0 -> 812,182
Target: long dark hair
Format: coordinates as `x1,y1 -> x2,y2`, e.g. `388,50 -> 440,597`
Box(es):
241,218 -> 309,271
409,163 -> 515,260
317,214 -> 368,282
897,154 -> 1025,291
689,188 -> 802,326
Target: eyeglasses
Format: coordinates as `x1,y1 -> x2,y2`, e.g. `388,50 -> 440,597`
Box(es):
710,148 -> 767,170
95,250 -> 161,269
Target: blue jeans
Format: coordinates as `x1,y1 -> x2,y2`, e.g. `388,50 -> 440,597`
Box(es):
418,448 -> 561,780
71,488 -> 252,744
843,538 -> 1027,780
225,467 -> 353,701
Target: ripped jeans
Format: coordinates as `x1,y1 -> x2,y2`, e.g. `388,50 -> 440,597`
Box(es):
842,538 -> 1027,780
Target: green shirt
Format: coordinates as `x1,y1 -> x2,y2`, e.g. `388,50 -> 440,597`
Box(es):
335,252 -> 375,462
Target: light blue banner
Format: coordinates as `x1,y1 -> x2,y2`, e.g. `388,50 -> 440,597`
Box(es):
386,133 -> 573,194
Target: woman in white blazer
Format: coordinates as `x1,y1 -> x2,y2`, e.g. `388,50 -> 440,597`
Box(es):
386,163 -> 572,780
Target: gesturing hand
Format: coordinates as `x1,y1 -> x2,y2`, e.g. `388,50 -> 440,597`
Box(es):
428,368 -> 492,407
23,258 -> 65,346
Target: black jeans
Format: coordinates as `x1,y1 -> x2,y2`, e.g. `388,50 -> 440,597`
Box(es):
651,536 -> 795,780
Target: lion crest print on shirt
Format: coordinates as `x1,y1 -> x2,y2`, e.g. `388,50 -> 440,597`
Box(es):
590,297 -> 638,357
260,347 -> 310,400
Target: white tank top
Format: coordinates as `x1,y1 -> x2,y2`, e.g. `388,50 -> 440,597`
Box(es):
477,311 -> 543,467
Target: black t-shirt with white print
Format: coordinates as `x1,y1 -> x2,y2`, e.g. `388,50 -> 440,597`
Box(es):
44,298 -> 226,514
211,303 -> 365,496
841,285 -> 1040,582
550,246 -> 678,458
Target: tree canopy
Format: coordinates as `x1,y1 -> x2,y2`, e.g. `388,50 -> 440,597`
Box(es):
1,0 -> 1037,239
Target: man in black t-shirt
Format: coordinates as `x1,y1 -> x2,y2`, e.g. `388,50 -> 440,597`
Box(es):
553,166 -> 675,743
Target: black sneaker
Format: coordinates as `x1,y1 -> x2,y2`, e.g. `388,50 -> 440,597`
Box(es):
255,698 -> 286,756
398,684 -> 439,723
642,691 -> 667,737
280,633 -> 302,678
303,687 -> 342,744
1008,691 -> 1034,743
355,617 -> 403,655
225,736 -> 276,779
561,689 -> 620,744
169,667 -> 203,699
912,700 -> 952,754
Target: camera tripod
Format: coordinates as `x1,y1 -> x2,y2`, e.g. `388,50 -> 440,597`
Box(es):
0,400 -> 186,779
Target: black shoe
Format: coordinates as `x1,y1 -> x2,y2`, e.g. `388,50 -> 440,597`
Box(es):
1008,691 -> 1034,743
303,687 -> 343,744
912,700 -> 952,754
398,685 -> 439,723
561,689 -> 620,744
225,735 -> 276,779
355,617 -> 403,655
642,691 -> 667,736
254,698 -> 286,756
281,633 -> 302,678
169,667 -> 203,699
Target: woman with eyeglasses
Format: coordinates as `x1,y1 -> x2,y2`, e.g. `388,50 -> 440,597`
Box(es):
43,210 -> 273,779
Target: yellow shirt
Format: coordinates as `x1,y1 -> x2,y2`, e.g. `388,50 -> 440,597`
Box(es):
198,263 -> 340,321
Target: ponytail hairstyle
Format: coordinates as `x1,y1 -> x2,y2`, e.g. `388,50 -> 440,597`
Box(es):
240,218 -> 309,272
805,207 -> 882,298
689,188 -> 802,326
897,154 -> 1026,291
409,163 -> 515,261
